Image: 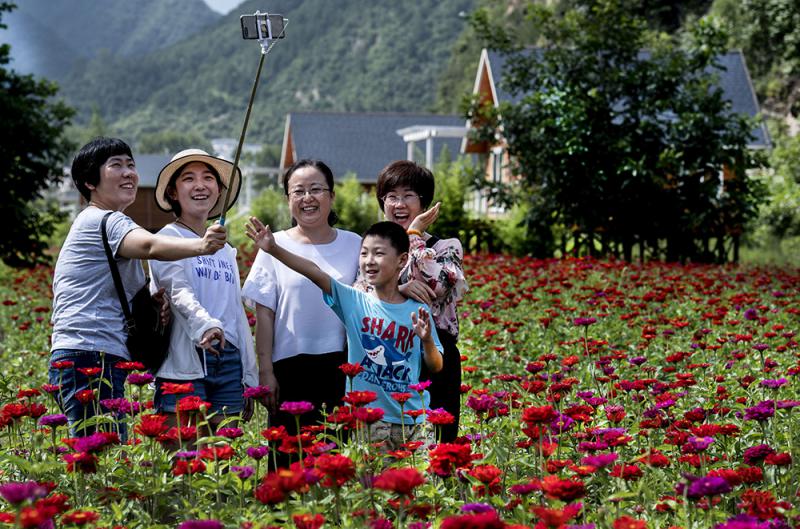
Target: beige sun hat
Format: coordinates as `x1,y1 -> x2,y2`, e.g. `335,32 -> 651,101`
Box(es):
155,148 -> 242,219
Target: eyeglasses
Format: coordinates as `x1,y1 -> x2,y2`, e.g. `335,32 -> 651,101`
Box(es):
383,192 -> 421,206
288,187 -> 330,199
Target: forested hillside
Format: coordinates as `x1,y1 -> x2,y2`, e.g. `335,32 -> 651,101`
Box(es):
2,0 -> 220,80
27,0 -> 475,145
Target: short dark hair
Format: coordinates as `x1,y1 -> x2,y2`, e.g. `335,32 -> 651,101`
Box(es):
363,221 -> 410,255
375,160 -> 434,210
71,137 -> 134,201
165,161 -> 224,217
282,159 -> 339,226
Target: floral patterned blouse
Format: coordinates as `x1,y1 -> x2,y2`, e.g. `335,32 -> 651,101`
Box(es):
400,234 -> 468,339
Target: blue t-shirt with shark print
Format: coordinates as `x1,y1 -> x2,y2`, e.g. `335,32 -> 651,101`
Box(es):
324,279 -> 442,425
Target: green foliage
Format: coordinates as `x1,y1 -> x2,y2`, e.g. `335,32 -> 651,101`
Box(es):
468,0 -> 763,262
0,4 -> 75,267
249,187 -> 292,232
710,0 -> 800,110
431,154 -> 475,240
742,129 -> 800,263
5,0 -> 220,81
333,176 -> 380,236
137,130 -> 212,154
44,0 -> 475,145
253,144 -> 282,167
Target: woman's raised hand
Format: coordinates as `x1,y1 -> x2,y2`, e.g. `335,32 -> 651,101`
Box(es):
408,201 -> 441,235
246,217 -> 276,253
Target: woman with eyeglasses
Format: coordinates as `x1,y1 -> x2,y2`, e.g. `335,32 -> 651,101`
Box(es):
242,160 -> 361,444
371,160 -> 468,442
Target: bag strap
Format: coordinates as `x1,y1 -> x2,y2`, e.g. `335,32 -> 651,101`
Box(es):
100,212 -> 134,326
425,234 -> 440,249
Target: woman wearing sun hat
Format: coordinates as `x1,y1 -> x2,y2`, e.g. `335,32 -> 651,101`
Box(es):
149,148 -> 258,429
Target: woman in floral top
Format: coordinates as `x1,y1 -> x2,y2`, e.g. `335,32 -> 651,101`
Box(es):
374,160 -> 468,442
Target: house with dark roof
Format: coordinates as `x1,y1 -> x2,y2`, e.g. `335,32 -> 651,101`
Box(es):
125,154 -> 175,231
280,112 -> 465,185
464,48 -> 770,185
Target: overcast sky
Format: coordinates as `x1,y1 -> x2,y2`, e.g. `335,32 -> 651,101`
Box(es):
203,0 -> 245,14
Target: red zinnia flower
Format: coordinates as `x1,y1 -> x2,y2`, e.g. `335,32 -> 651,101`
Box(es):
354,407 -> 384,424
467,464 -> 502,496
75,390 -> 96,406
540,475 -> 586,501
373,467 -> 425,496
76,367 -> 101,377
521,405 -> 557,424
292,513 -> 325,529
261,425 -> 288,442
391,392 -> 413,404
342,391 -> 378,407
177,396 -> 210,412
314,454 -> 356,487
135,414 -> 169,438
61,510 -> 100,525
339,363 -> 365,377
115,361 -> 146,371
161,382 -> 194,395
50,361 -> 74,370
173,459 -> 206,476
427,408 -> 455,425
428,443 -> 476,477
613,515 -> 648,529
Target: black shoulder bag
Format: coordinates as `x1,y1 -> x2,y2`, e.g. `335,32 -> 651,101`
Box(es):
101,212 -> 170,372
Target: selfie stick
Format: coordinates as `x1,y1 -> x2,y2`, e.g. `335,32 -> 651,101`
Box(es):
219,14 -> 287,226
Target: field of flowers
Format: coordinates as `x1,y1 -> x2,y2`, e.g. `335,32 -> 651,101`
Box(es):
0,254 -> 798,529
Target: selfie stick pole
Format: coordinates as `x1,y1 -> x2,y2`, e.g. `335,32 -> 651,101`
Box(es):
219,17 -> 286,226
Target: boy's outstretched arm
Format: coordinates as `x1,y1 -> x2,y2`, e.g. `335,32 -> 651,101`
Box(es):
246,217 -> 332,295
412,307 -> 443,373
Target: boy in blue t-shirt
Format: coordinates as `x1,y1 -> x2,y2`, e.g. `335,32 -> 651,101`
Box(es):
246,218 -> 443,447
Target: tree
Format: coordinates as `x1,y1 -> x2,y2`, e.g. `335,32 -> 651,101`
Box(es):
468,0 -> 764,262
333,176 -> 380,235
0,3 -> 75,267
138,130 -> 211,155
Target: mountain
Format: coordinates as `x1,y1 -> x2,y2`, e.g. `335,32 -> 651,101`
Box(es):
1,0 -> 221,79
10,0 -> 475,145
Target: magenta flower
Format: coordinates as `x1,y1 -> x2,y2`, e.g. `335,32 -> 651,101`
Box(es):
714,514 -> 771,529
681,476 -> 732,499
752,343 -> 769,352
100,398 -> 139,415
685,436 -> 715,452
573,317 -> 597,326
177,521 -> 224,529
279,401 -> 314,415
744,402 -> 775,422
0,481 -> 49,505
550,412 -> 575,434
231,465 -> 254,479
126,372 -> 154,385
760,378 -> 787,389
38,414 -> 68,427
247,446 -> 269,460
408,380 -> 432,392
743,444 -> 776,465
243,385 -> 271,399
461,503 -> 495,513
465,394 -> 498,413
217,427 -> 244,439
581,452 -> 618,468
